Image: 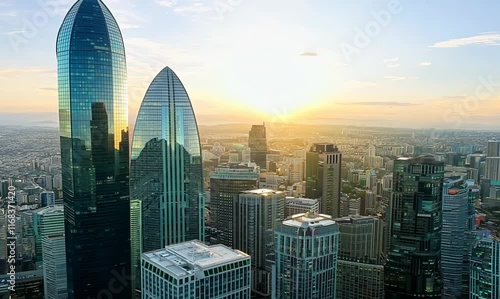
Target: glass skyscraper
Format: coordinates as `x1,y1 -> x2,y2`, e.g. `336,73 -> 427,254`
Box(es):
57,0 -> 131,297
470,230 -> 500,299
385,156 -> 444,298
441,177 -> 476,298
130,66 -> 205,292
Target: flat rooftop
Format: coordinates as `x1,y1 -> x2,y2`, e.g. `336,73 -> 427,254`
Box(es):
241,189 -> 283,195
142,240 -> 249,279
283,212 -> 336,228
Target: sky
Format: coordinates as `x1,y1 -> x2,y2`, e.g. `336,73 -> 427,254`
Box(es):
1,0 -> 500,130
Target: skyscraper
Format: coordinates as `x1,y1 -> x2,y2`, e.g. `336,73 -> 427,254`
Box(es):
33,205 -> 64,263
210,162 -> 259,247
274,212 -> 339,299
130,199 -> 142,295
42,235 -> 67,299
470,230 -> 500,299
335,215 -> 384,299
441,177 -> 476,298
306,143 -> 342,217
487,140 -> 500,157
234,189 -> 285,297
249,124 -> 268,170
130,66 -> 205,292
385,156 -> 444,298
57,1 -> 131,297
141,241 -> 251,299
485,140 -> 500,181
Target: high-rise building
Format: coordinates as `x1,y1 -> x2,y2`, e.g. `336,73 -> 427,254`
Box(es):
32,206 -> 64,263
470,230 -> 500,299
129,200 -> 142,295
42,235 -> 67,299
487,140 -> 500,157
306,143 -> 342,217
234,189 -> 285,297
335,215 -> 384,299
441,177 -> 476,298
485,157 -> 500,181
210,162 -> 259,247
40,191 -> 55,207
141,241 -> 251,299
249,124 -> 268,170
385,156 -> 444,298
274,212 -> 339,299
130,66 -> 205,293
57,1 -> 131,297
284,197 -> 319,217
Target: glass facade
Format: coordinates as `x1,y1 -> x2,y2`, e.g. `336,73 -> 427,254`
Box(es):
385,157 -> 444,298
470,230 -> 500,299
248,125 -> 267,170
57,0 -> 131,297
130,66 -> 205,291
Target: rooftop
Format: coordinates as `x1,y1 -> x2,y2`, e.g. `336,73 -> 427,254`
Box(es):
283,212 -> 336,228
241,189 -> 283,195
142,240 -> 249,279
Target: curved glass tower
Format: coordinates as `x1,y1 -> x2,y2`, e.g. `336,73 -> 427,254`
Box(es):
57,0 -> 130,298
130,66 -> 205,291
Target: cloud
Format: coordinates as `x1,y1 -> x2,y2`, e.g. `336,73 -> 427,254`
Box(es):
113,10 -> 145,29
429,33 -> 500,48
157,0 -> 177,7
300,52 -> 318,57
384,57 -> 400,68
173,2 -> 212,15
338,101 -> 419,107
383,76 -> 407,81
420,62 -> 432,67
39,87 -> 57,91
0,67 -> 53,77
345,80 -> 377,89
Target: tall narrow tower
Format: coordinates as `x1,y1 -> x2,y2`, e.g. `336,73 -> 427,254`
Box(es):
57,0 -> 130,297
385,156 -> 444,298
249,124 -> 268,170
130,67 -> 205,293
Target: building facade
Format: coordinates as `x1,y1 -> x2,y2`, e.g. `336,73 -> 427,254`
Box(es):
57,0 -> 131,297
248,125 -> 268,170
306,143 -> 342,218
130,67 -> 205,292
42,235 -> 67,299
284,197 -> 319,217
141,241 -> 251,299
274,213 -> 339,299
470,230 -> 500,299
441,177 -> 476,299
234,189 -> 285,297
32,205 -> 64,263
210,162 -> 259,247
385,156 -> 444,298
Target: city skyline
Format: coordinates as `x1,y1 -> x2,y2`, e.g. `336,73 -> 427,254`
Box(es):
2,0 -> 500,129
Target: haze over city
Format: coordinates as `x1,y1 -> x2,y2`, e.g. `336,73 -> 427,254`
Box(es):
2,0 -> 500,129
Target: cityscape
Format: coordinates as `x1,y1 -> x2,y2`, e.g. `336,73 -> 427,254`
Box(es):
1,0 -> 500,299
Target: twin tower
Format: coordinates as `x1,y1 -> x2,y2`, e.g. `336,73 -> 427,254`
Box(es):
57,0 -> 203,297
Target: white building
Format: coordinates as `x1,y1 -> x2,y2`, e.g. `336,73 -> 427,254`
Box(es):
141,240 -> 251,299
284,197 -> 319,217
42,235 -> 67,299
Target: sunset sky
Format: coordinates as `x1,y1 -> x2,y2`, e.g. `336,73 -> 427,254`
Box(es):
1,0 -> 500,129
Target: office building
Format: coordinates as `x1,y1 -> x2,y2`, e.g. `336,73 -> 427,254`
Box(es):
141,241 -> 251,299
249,124 -> 268,170
470,230 -> 500,299
487,140 -> 500,157
284,197 -> 319,217
210,162 -> 259,247
234,189 -> 285,297
130,200 -> 142,295
130,66 -> 205,294
441,177 -> 476,298
274,212 -> 339,299
33,206 -> 64,266
57,0 -> 131,297
335,215 -> 384,299
42,235 -> 67,299
385,156 -> 444,298
40,191 -> 55,207
306,143 -> 342,217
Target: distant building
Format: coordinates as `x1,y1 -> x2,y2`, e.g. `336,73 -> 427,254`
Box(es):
42,235 -> 67,299
32,205 -> 64,264
210,163 -> 259,247
141,241 -> 251,299
40,191 -> 55,207
234,189 -> 285,297
385,156 -> 444,298
249,124 -> 268,170
306,143 -> 342,217
274,213 -> 339,299
284,197 -> 319,217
